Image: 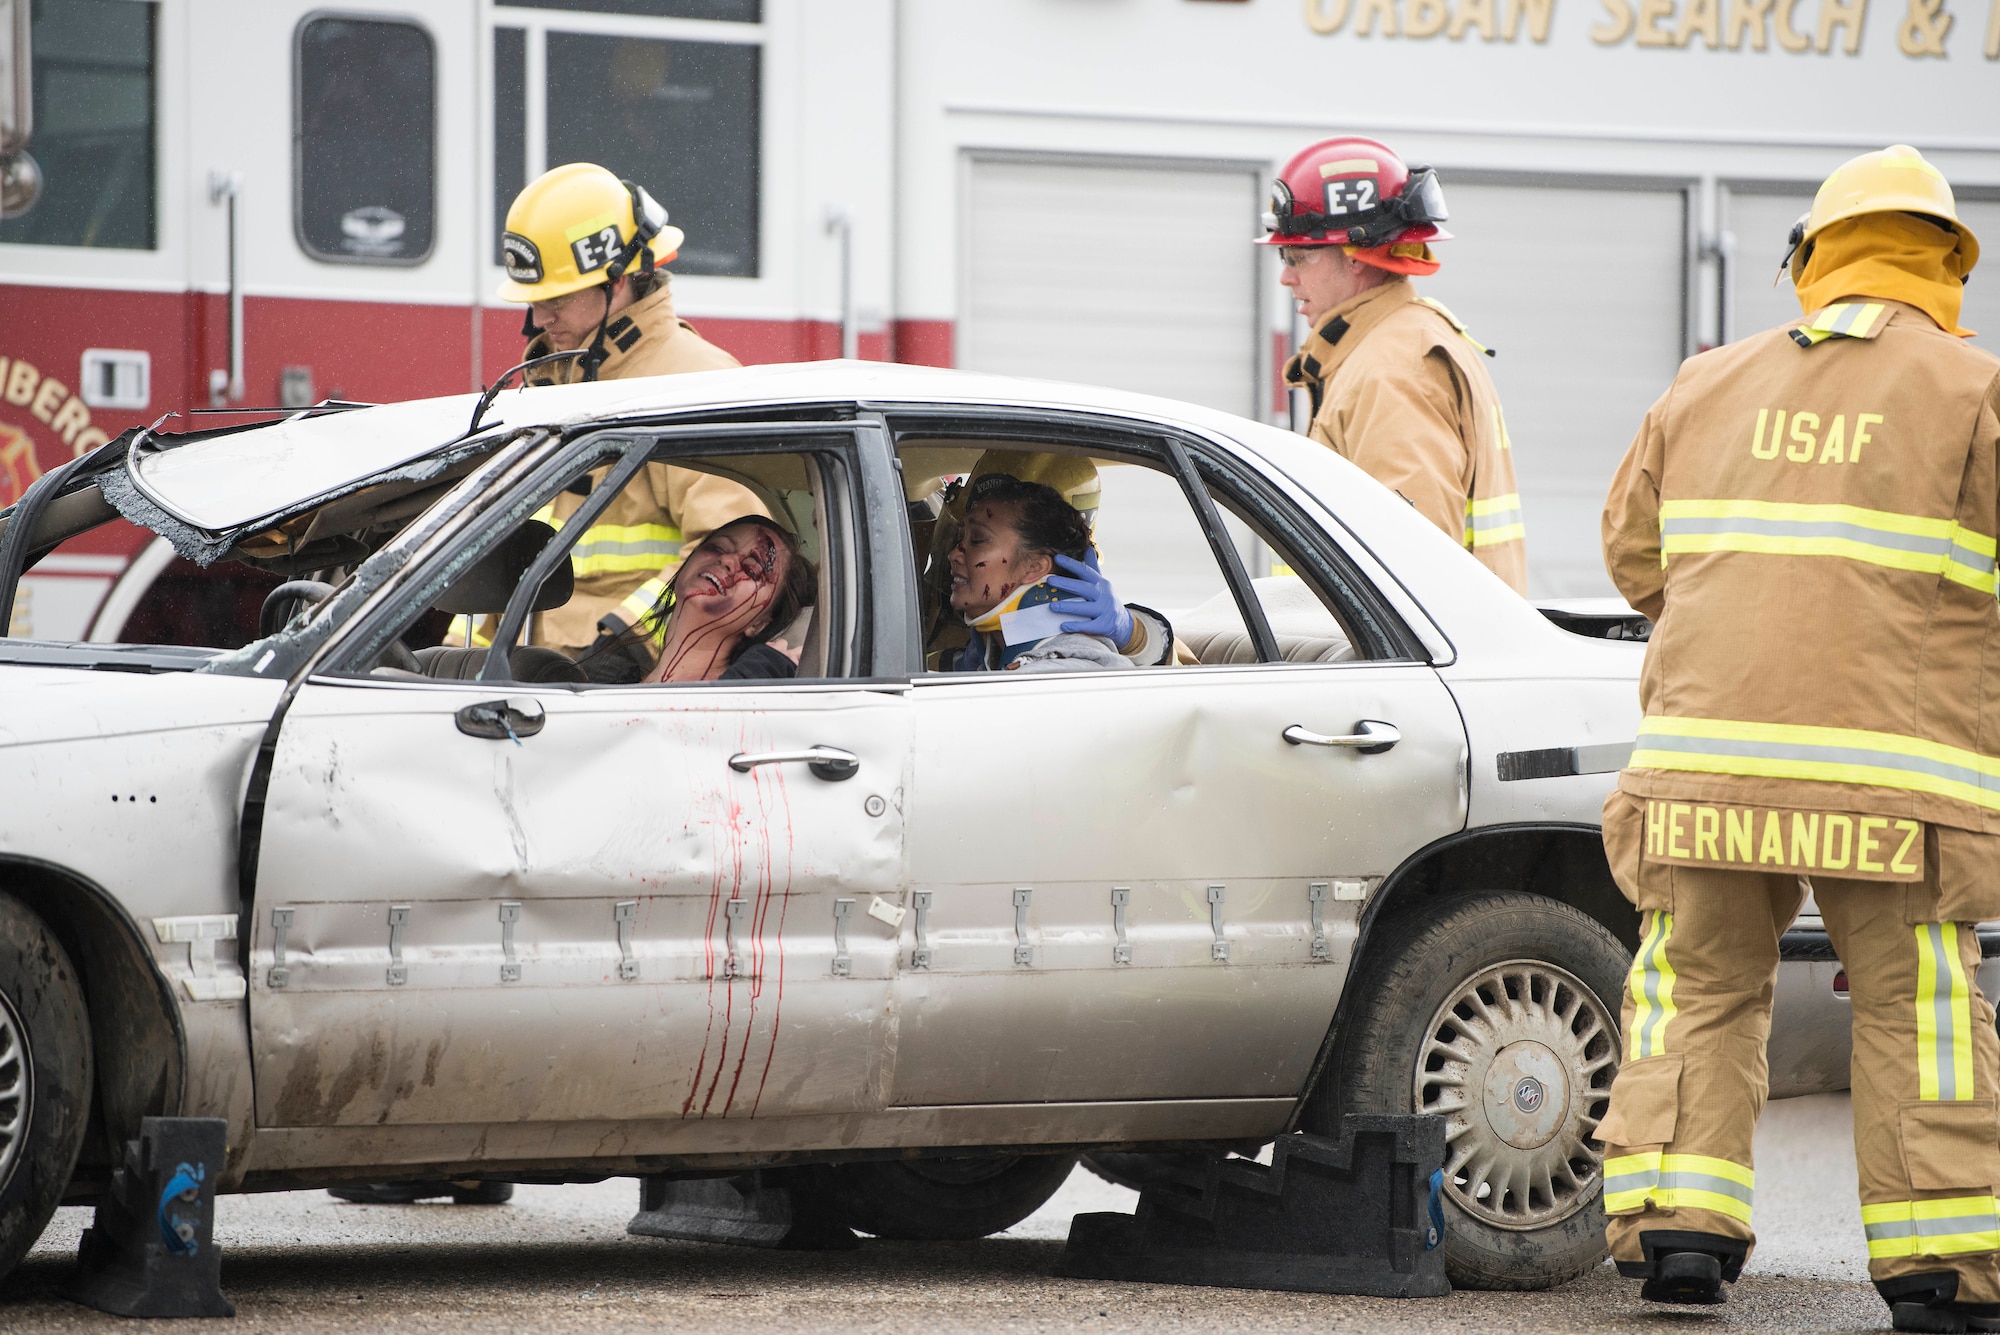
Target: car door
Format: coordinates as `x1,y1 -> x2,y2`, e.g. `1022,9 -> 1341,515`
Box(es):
889,422 -> 1467,1107
245,424 -> 914,1129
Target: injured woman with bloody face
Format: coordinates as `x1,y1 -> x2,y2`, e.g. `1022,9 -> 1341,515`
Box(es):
945,474 -> 1172,673
581,516 -> 818,684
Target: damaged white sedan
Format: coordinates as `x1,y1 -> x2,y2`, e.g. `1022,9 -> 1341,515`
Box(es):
0,362 -> 1889,1291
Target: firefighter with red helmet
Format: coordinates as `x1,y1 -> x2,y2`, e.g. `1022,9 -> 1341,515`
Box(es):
1263,138 -> 1527,593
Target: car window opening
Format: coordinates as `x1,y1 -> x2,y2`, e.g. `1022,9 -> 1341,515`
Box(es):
896,437 -> 1378,671
353,442 -> 838,688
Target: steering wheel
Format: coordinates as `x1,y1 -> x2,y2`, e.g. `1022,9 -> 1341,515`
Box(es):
257,580 -> 337,638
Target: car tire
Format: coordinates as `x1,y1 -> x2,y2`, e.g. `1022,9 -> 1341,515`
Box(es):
831,1153 -> 1078,1241
1308,892 -> 1626,1292
0,894 -> 94,1285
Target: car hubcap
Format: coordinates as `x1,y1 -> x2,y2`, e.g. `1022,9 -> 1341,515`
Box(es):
0,989 -> 30,1193
1413,959 -> 1617,1231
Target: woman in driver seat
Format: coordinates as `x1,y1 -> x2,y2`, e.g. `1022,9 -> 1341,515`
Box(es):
582,515 -> 817,684
944,474 -> 1170,673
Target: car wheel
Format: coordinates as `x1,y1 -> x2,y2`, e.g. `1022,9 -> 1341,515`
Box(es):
1310,892 -> 1625,1291
0,894 -> 93,1284
831,1153 -> 1078,1240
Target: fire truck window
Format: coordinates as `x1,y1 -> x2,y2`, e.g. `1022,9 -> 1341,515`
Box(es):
496,1 -> 761,20
544,32 -> 759,278
294,17 -> 436,266
493,28 -> 527,266
0,0 -> 156,251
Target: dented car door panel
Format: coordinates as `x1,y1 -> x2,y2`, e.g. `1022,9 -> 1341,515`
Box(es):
248,675 -> 911,1128
895,662 -> 1467,1106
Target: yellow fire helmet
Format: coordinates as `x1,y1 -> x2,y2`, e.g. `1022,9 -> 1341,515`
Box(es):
1785,145 -> 1980,284
497,162 -> 685,304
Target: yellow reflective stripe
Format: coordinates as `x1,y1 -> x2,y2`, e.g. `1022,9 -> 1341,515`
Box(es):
570,522 -> 684,579
442,615 -> 491,649
1791,304 -> 1888,346
612,576 -> 673,651
1809,302 -> 1887,336
1602,1152 -> 1754,1222
1463,493 -> 1525,548
1863,1196 -> 2000,1259
1659,499 -> 1997,594
1627,910 -> 1678,1060
532,501 -> 561,532
1631,716 -> 2000,814
1917,923 -> 1976,1101
572,522 -> 683,556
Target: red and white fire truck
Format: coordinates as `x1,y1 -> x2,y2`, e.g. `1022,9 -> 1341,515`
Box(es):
2,0 -> 923,644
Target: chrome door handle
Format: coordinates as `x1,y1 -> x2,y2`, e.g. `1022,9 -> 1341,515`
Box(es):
455,697 -> 546,742
1283,720 -> 1399,755
728,745 -> 860,782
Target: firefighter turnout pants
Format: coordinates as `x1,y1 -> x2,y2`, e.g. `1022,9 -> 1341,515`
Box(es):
1597,829 -> 2000,1297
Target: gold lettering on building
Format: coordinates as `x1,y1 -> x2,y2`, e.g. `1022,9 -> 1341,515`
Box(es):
1679,0 -> 1725,45
1816,0 -> 1868,49
1775,0 -> 1814,46
1593,0 -> 1636,39
1899,0 -> 1952,52
1728,0 -> 1775,47
1308,0 -> 1556,39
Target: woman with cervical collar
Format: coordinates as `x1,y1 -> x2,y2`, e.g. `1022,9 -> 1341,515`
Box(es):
945,473 -> 1172,673
581,515 -> 817,684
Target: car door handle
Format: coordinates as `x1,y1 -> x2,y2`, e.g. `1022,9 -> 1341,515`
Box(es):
1283,720 -> 1400,755
455,697 -> 546,742
728,745 -> 861,782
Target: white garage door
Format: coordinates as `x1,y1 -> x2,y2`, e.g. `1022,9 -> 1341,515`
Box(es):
962,157 -> 1262,419
1727,187 -> 2000,354
1421,181 -> 1690,597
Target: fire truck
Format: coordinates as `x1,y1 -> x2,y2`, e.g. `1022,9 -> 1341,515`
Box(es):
1,0 -> 913,646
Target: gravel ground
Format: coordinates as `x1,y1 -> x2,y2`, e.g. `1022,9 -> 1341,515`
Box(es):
1,1093 -> 1894,1332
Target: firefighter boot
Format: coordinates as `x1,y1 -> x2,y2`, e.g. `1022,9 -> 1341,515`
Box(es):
1878,1273 -> 2000,1333
1616,1230 -> 1749,1305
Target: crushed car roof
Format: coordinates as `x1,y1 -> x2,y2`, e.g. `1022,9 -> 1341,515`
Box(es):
122,360 -> 1296,535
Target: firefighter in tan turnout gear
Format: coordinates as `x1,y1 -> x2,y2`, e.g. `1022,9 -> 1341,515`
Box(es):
1596,146 -> 2000,1330
1262,137 -> 1528,594
498,162 -> 766,668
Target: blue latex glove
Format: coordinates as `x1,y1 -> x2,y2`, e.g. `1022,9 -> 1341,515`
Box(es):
1049,551 -> 1135,648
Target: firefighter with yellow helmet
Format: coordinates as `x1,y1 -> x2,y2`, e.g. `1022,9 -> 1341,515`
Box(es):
1262,137 -> 1528,594
496,161 -> 767,669
1597,146 -> 2000,1330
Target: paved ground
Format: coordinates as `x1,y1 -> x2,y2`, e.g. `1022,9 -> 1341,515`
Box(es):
4,1093 -> 1893,1332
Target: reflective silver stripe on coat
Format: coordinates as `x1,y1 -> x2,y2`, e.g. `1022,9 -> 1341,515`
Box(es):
1633,730 -> 2000,799
1659,515 -> 1996,576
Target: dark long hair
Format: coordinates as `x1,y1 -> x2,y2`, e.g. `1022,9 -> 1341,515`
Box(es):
966,473 -> 1094,564
580,516 -> 817,680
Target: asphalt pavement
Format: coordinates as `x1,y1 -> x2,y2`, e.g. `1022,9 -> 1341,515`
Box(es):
5,1093 -> 1888,1332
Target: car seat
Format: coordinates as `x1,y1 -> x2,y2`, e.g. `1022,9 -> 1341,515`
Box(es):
1168,576 -> 1356,665
414,520 -> 587,684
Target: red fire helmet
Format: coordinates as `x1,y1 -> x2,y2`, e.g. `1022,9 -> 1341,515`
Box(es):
1257,137 -> 1453,248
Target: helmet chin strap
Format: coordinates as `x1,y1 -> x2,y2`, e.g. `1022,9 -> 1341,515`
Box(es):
578,281 -> 615,383
575,183 -> 668,383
